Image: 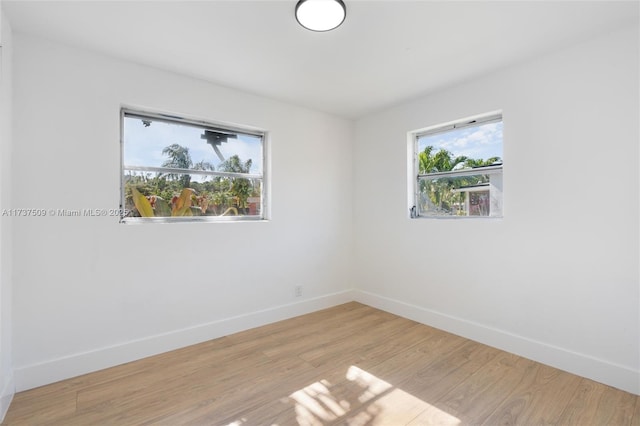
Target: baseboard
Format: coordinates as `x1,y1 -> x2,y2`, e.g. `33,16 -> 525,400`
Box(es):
13,288 -> 639,396
14,290 -> 356,392
0,374 -> 15,423
353,289 -> 640,396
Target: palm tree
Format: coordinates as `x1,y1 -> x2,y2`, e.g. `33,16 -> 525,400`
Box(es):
219,155 -> 253,213
418,147 -> 468,211
419,146 -> 467,174
464,156 -> 501,168
219,155 -> 252,174
162,144 -> 193,187
418,146 -> 434,173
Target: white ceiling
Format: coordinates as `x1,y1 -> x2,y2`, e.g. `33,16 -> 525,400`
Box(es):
3,0 -> 639,119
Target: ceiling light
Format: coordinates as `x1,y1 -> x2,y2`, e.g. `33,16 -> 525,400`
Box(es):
295,0 -> 346,32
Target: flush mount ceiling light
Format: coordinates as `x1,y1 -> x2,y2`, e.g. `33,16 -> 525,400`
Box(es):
295,0 -> 346,32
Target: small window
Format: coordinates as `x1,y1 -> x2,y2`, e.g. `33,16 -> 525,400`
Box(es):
410,113 -> 503,218
120,109 -> 267,222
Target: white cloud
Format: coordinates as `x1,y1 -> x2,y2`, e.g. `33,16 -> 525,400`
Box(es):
418,121 -> 503,161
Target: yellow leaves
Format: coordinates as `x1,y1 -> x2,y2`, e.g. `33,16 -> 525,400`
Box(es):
171,188 -> 196,216
131,187 -> 155,218
131,187 -> 198,218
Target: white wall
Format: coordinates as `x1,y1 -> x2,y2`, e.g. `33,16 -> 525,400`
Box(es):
0,5 -> 14,420
7,17 -> 639,398
11,34 -> 354,391
353,25 -> 639,394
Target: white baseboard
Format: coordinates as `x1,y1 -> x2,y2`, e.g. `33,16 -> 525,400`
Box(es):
14,290 -> 355,392
353,289 -> 640,396
0,374 -> 15,423
13,288 -> 639,396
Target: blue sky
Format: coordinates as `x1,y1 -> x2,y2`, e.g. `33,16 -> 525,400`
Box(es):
123,117 -> 263,174
418,121 -> 503,162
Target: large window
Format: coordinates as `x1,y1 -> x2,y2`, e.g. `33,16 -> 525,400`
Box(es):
410,113 -> 503,218
120,109 -> 267,222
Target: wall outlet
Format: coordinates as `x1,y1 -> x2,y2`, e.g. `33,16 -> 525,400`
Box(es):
294,285 -> 303,297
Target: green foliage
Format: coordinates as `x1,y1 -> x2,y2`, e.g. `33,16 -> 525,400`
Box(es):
162,144 -> 193,187
219,155 -> 255,213
418,147 -> 468,174
162,144 -> 193,169
418,146 -> 501,215
124,146 -> 260,218
464,157 -> 501,168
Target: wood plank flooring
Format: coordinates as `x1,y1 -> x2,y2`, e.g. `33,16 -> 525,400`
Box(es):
3,302 -> 639,425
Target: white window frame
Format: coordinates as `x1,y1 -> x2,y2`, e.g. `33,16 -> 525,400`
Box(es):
408,112 -> 503,219
120,108 -> 268,223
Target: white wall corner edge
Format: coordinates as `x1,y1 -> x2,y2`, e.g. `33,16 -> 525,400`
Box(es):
0,374 -> 15,423
13,289 -> 356,392
352,289 -> 640,396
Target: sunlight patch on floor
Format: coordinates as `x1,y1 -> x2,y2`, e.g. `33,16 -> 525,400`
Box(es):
289,379 -> 349,422
288,365 -> 461,425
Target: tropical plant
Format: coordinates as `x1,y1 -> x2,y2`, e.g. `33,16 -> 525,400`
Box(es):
125,148 -> 256,218
464,157 -> 501,168
131,187 -> 196,217
219,155 -> 253,213
418,146 -> 501,214
418,146 -> 467,174
418,147 -> 467,211
162,144 -> 193,187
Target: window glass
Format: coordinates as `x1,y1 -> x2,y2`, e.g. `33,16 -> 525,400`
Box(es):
413,115 -> 503,218
121,110 -> 266,222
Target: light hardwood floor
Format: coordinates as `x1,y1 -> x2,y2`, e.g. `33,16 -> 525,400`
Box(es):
3,302 -> 639,425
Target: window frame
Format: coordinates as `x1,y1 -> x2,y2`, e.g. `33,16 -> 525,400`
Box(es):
120,107 -> 269,223
408,112 -> 503,219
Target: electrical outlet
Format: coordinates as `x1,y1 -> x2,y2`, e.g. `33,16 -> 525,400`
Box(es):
295,285 -> 303,297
